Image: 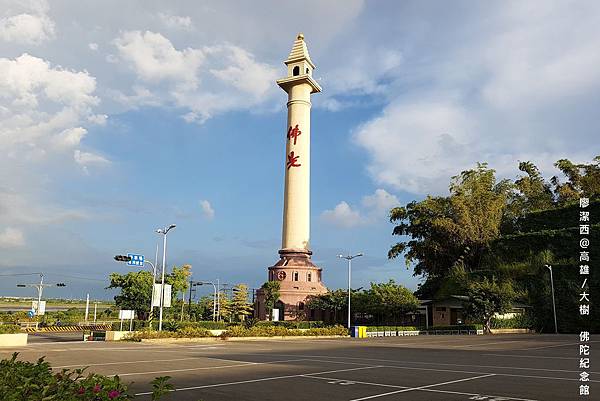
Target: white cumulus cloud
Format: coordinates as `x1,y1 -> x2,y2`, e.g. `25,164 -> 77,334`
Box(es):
200,200 -> 215,219
158,13 -> 193,31
0,10 -> 55,45
321,189 -> 400,228
115,30 -> 203,85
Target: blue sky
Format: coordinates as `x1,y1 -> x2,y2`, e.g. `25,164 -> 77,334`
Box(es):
1,1 -> 599,301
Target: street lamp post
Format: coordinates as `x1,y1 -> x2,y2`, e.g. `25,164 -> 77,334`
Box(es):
195,281 -> 218,321
156,224 -> 176,331
545,264 -> 558,334
338,253 -> 363,329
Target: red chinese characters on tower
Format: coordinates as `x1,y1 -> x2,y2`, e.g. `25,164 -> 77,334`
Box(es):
287,151 -> 301,169
287,124 -> 301,145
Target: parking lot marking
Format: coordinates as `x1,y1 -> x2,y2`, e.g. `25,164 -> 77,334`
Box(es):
514,340 -> 600,351
133,365 -> 383,396
304,374 -> 537,401
483,353 -> 577,360
451,340 -> 525,348
117,357 -> 307,377
53,356 -> 212,369
258,353 -> 597,375
349,373 -> 497,401
254,355 -> 600,383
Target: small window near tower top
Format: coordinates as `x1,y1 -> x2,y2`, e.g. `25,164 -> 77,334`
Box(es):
306,68 -> 309,74
307,272 -> 312,282
293,66 -> 300,76
293,271 -> 299,281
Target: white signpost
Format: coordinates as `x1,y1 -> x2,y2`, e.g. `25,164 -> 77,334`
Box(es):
119,309 -> 135,331
32,300 -> 46,316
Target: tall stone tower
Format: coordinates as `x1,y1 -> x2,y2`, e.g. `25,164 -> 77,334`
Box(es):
256,33 -> 327,321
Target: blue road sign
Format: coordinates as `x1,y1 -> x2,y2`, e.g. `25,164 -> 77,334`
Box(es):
127,253 -> 144,267
28,310 -> 35,318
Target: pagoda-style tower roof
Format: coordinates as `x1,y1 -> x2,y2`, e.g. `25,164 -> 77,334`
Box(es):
284,33 -> 315,69
277,33 -> 321,94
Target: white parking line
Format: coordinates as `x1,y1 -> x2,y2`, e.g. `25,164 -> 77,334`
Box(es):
134,365 -> 383,396
251,355 -> 600,383
514,340 -> 600,350
483,353 -> 577,360
255,353 -> 597,375
305,374 -> 537,401
118,358 -> 308,377
349,374 -> 497,401
52,356 -> 249,369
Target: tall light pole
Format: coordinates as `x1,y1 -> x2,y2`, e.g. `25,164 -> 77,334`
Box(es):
338,253 -> 363,329
156,224 -> 176,331
195,281 -> 218,321
545,264 -> 558,334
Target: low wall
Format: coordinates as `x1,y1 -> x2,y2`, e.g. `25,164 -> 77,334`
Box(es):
0,333 -> 28,347
105,331 -> 133,341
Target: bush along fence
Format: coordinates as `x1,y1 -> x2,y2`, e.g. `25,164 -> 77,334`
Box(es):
365,325 -> 484,337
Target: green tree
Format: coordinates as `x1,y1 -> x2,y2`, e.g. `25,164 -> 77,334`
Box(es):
166,264 -> 191,304
218,291 -> 232,322
551,156 -> 600,203
231,284 -> 253,322
261,281 -> 280,321
463,277 -> 517,334
389,163 -> 511,297
367,280 -> 420,324
107,271 -> 153,320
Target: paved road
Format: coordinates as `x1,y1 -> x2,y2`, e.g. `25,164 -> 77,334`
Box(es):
27,332 -> 84,343
1,334 -> 595,400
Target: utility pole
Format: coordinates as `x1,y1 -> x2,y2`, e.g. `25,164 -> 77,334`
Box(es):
16,274 -> 66,316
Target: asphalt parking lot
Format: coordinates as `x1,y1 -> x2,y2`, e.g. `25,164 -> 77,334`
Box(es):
1,334 -> 596,400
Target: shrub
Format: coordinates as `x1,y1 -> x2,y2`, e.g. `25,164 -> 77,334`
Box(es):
0,324 -> 21,334
255,321 -> 325,329
491,314 -> 534,329
180,321 -> 227,330
221,325 -> 347,338
128,327 -> 212,341
0,353 -> 174,400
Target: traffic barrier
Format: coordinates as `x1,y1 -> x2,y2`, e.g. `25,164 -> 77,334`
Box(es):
26,324 -> 111,333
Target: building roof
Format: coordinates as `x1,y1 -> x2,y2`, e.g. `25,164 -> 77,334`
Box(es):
284,33 -> 315,69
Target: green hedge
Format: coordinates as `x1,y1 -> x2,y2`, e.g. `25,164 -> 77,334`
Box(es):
255,321 -> 326,329
222,325 -> 347,337
0,325 -> 21,334
365,326 -> 420,332
128,327 -> 212,341
491,314 -> 534,329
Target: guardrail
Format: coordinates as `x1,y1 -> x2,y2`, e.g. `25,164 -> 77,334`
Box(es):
25,324 -> 112,333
